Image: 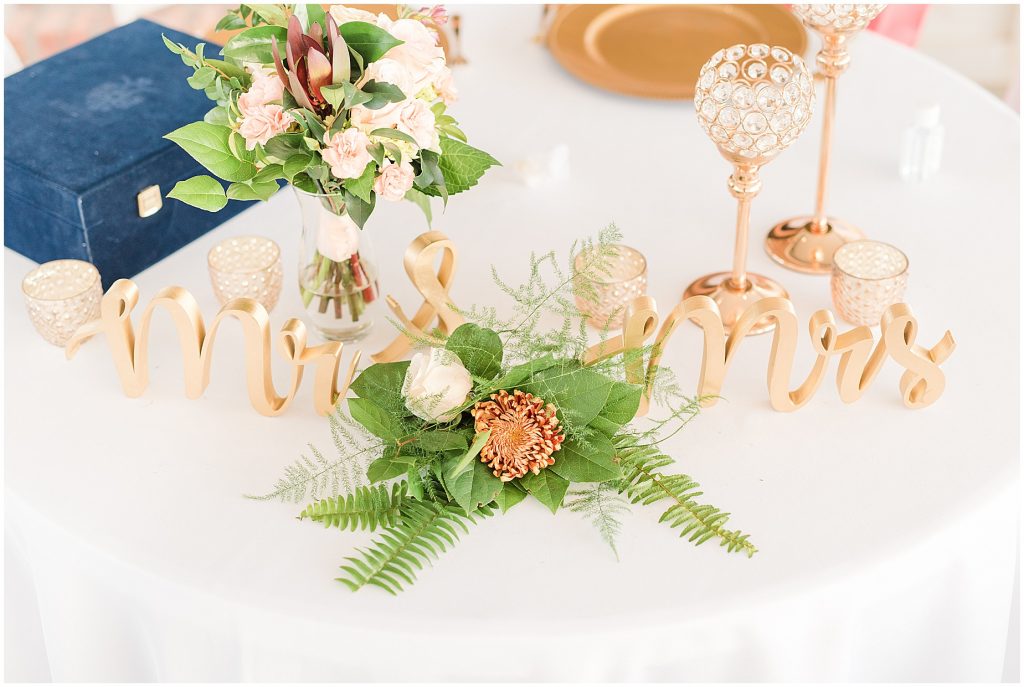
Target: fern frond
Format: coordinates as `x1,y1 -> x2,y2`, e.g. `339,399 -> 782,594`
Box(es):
615,436 -> 757,557
249,406 -> 386,503
338,500 -> 494,594
565,482 -> 630,560
298,482 -> 406,531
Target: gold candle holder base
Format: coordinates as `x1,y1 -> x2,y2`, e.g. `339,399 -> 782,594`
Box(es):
683,271 -> 788,335
764,215 -> 865,274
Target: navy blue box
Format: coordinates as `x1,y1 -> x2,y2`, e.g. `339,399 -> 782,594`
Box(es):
4,20 -> 253,287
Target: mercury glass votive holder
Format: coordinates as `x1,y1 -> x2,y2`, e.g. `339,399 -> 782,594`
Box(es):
208,236 -> 283,312
573,244 -> 648,330
831,240 -> 909,326
22,259 -> 103,346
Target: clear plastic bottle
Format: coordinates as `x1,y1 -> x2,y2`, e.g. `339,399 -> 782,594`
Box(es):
899,105 -> 945,183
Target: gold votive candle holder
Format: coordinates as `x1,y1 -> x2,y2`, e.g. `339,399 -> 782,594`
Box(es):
831,240 -> 909,326
574,244 -> 648,330
208,236 -> 283,312
22,259 -> 103,346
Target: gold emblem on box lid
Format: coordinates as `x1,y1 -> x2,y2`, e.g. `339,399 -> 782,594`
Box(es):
136,185 -> 162,218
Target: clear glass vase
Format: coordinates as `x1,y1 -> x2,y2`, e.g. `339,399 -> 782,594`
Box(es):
294,188 -> 381,341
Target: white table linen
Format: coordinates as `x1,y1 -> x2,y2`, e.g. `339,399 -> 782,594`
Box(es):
5,5 -> 1019,681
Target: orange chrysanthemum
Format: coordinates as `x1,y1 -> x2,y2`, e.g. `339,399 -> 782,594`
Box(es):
470,389 -> 566,482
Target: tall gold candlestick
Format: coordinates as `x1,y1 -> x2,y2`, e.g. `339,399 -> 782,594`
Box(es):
765,4 -> 887,275
687,43 -> 816,335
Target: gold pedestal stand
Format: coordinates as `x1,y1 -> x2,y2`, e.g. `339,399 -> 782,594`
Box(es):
765,34 -> 862,273
766,5 -> 885,274
685,165 -> 788,335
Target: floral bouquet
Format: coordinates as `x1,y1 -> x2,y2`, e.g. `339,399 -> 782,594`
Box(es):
255,227 -> 755,594
162,4 -> 497,338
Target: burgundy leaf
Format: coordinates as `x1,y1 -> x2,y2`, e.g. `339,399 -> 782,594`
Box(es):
287,70 -> 315,111
271,37 -> 288,85
305,49 -> 333,100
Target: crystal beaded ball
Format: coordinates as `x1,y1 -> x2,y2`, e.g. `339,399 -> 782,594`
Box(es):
792,4 -> 887,33
694,44 -> 815,164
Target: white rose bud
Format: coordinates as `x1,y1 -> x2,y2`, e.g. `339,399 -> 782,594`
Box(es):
402,348 -> 472,422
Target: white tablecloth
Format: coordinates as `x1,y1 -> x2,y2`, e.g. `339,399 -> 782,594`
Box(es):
5,5 -> 1020,681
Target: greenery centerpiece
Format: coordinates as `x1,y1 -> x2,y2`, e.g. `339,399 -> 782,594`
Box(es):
254,226 -> 756,594
162,4 -> 497,339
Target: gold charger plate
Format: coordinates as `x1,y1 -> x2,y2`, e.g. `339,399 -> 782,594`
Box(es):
547,4 -> 807,100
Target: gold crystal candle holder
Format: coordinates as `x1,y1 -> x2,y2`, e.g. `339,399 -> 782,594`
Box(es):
22,259 -> 103,346
765,3 -> 887,274
831,240 -> 908,326
574,244 -> 648,330
208,236 -> 283,312
687,43 -> 816,335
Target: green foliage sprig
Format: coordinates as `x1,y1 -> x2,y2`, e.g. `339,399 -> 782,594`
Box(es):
258,226 -> 756,592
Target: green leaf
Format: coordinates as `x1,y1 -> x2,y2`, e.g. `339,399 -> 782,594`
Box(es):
416,430 -> 470,455
291,172 -> 318,193
520,363 -> 613,430
264,132 -> 305,161
520,469 -> 570,513
343,188 -> 375,228
161,34 -> 184,55
589,380 -> 643,437
166,175 -> 227,212
203,105 -> 230,126
289,109 -> 327,143
548,433 -> 620,483
205,58 -> 250,84
406,468 -> 425,500
445,323 -> 503,380
369,127 -> 417,146
338,21 -> 403,64
187,66 -> 217,89
294,2 -> 326,31
349,397 -> 404,441
492,355 -> 558,389
164,122 -> 257,182
366,450 -> 417,483
321,84 -> 345,111
361,80 -> 406,109
253,163 -> 283,183
443,455 -> 504,513
448,430 -> 490,477
283,153 -> 313,180
423,137 -> 499,197
341,81 -> 373,109
226,179 -> 279,201
350,361 -> 411,417
493,482 -> 528,513
342,163 -> 376,202
215,12 -> 248,31
220,25 -> 288,63
247,4 -> 288,26
404,187 -> 432,224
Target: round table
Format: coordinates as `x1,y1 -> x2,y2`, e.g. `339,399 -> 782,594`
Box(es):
6,6 -> 1019,681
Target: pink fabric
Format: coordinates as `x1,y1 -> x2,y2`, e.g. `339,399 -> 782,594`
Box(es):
868,5 -> 929,47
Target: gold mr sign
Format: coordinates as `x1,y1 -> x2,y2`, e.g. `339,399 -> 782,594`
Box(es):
66,231 -> 955,416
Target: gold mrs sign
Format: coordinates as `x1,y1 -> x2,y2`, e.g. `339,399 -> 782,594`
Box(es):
66,231 -> 955,416
583,295 -> 956,413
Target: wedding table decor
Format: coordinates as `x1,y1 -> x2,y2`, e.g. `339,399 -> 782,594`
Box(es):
5,4 -> 1019,682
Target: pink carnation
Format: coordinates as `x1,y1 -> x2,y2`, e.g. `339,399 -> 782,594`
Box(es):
322,128 -> 373,180
238,66 -> 285,116
238,104 -> 293,150
373,159 -> 415,201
